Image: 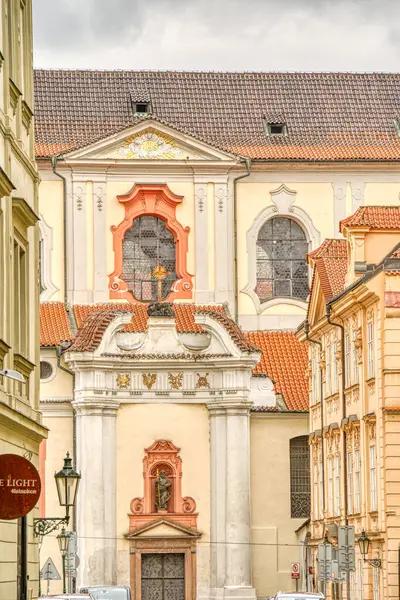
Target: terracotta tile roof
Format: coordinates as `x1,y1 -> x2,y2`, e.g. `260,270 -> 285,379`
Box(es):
40,302 -> 72,347
197,309 -> 260,353
34,70 -> 400,162
390,246 -> 400,258
69,310 -> 125,352
307,239 -> 347,264
340,206 -> 400,232
315,257 -> 349,301
245,331 -> 308,411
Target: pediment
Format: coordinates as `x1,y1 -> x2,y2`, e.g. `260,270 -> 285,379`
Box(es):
127,518 -> 200,539
307,275 -> 327,327
64,120 -> 235,162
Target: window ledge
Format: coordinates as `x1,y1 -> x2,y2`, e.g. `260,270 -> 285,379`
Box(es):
366,376 -> 376,385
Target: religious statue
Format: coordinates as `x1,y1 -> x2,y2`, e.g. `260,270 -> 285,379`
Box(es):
155,470 -> 172,511
147,302 -> 175,318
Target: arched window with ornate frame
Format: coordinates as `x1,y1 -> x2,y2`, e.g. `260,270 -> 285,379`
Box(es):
109,184 -> 193,303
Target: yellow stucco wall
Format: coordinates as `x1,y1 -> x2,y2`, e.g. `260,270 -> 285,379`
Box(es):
39,180 -> 64,302
250,413 -> 309,596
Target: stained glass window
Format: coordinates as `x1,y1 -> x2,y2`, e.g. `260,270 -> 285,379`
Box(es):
122,216 -> 177,302
256,217 -> 309,301
290,436 -> 311,518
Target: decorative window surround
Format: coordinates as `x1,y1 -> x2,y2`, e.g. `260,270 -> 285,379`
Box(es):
242,184 -> 320,314
109,184 -> 193,303
38,214 -> 59,301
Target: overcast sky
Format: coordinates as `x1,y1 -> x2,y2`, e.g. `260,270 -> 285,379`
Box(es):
33,0 -> 400,72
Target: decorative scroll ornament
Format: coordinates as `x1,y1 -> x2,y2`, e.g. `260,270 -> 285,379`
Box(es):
116,374 -> 131,389
117,130 -> 184,160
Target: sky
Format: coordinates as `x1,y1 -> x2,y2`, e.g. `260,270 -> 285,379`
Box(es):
33,0 -> 400,72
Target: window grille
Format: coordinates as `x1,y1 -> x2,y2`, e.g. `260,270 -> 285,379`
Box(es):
122,216 -> 177,302
290,436 -> 310,518
255,217 -> 309,302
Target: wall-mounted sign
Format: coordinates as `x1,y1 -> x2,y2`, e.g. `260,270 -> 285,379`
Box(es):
0,454 -> 41,519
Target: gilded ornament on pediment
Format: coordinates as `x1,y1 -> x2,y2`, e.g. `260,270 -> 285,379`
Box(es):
142,373 -> 157,390
353,427 -> 360,450
116,373 -> 131,389
195,373 -> 210,389
168,372 -> 183,390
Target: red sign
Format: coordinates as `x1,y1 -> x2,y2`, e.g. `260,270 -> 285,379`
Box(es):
0,454 -> 41,519
291,562 -> 300,579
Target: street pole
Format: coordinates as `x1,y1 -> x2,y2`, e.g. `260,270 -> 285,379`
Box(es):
62,554 -> 66,593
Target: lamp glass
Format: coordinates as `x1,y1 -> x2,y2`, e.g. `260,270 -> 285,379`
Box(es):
57,527 -> 69,555
357,530 -> 370,557
54,452 -> 81,507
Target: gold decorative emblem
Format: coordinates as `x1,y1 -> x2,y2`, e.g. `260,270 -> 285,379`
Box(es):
116,374 -> 131,389
143,373 -> 157,390
117,129 -> 184,160
150,264 -> 170,301
196,373 -> 210,389
168,372 -> 183,390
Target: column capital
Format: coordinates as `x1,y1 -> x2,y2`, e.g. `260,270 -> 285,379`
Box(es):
207,398 -> 253,416
73,398 -> 120,417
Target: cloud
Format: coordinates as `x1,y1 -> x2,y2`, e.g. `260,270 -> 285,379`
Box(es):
33,0 -> 400,71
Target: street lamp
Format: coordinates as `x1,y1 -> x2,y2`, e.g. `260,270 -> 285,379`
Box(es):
357,529 -> 382,568
57,527 -> 70,593
34,452 -> 81,537
0,368 -> 25,382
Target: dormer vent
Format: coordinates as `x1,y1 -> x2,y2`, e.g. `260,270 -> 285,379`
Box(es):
130,89 -> 151,117
265,122 -> 287,137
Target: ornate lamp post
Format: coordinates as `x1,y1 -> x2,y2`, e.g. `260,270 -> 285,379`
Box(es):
34,452 -> 81,538
357,529 -> 381,568
57,527 -> 70,593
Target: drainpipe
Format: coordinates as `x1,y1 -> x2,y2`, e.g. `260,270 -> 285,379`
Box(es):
304,320 -> 326,598
326,304 -> 350,600
233,157 -> 252,324
51,157 -> 68,306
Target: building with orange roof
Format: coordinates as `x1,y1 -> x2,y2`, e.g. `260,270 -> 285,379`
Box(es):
35,70 -> 400,600
298,206 -> 400,600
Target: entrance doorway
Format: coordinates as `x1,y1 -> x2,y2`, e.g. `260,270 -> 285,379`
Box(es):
141,553 -> 185,600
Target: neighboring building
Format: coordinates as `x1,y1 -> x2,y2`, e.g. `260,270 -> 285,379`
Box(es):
34,70 -> 400,599
0,2 -> 47,599
298,206 -> 400,599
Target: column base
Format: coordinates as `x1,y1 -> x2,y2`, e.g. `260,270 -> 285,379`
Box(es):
209,586 -> 257,600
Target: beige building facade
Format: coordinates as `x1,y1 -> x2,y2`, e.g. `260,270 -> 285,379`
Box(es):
0,1 -> 47,599
34,70 -> 400,599
298,206 -> 400,599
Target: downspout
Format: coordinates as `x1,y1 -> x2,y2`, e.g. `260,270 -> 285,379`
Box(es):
304,320 -> 325,598
51,157 -> 68,306
233,157 -> 252,323
326,304 -> 350,600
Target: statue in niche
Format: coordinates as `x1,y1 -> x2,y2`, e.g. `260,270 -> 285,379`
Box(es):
147,302 -> 175,318
155,470 -> 172,511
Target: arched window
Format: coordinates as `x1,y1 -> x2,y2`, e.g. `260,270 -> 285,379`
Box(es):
290,435 -> 311,518
122,216 -> 177,302
256,217 -> 309,301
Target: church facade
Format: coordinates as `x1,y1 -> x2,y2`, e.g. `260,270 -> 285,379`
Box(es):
35,70 -> 400,599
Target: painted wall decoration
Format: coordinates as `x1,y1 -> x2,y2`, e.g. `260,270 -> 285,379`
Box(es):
117,130 -> 184,160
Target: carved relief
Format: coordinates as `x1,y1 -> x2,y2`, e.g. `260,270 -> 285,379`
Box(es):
168,372 -> 183,390
94,186 -> 104,211
142,373 -> 157,390
195,373 -> 210,389
215,186 -> 226,213
117,130 -> 184,160
195,186 -> 206,213
354,327 -> 363,362
117,374 -> 131,389
75,185 -> 84,211
128,440 -> 198,533
353,427 -> 360,450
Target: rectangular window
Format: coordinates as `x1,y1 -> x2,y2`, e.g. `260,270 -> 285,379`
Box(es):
326,344 -> 331,397
357,558 -> 363,600
353,329 -> 359,384
347,452 -> 353,515
333,343 -> 338,393
354,449 -> 361,513
312,356 -> 317,405
13,239 -> 28,357
290,436 -> 310,519
350,570 -> 355,600
319,459 -> 324,520
334,454 -> 341,517
313,462 -> 319,521
368,321 -> 375,379
345,334 -> 351,388
328,457 -> 333,517
370,445 -> 377,512
373,564 -> 379,600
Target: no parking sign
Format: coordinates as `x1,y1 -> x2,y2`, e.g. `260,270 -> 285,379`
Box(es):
291,562 -> 300,579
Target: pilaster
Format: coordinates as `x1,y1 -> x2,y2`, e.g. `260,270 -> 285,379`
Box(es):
332,181 -> 348,237
93,182 -> 108,302
72,180 -> 88,303
74,399 -> 120,587
214,181 -> 231,306
194,181 -> 212,303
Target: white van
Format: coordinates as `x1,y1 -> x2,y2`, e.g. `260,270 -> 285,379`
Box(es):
79,586 -> 131,600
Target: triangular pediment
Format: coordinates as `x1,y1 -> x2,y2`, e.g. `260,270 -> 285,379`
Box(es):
64,120 -> 236,162
126,518 -> 201,539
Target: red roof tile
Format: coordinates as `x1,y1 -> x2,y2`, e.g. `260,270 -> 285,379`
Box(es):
315,257 -> 348,301
340,206 -> 400,232
34,70 -> 400,162
40,302 -> 72,347
307,239 -> 347,263
245,331 -> 308,411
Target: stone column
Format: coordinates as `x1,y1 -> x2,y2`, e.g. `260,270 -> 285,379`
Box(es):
74,400 -> 119,587
208,400 -> 256,600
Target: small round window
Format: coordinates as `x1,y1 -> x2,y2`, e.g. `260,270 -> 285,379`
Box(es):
40,361 -> 54,381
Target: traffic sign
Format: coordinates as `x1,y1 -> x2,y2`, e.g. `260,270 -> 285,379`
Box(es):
318,539 -> 333,581
338,526 -> 355,572
291,563 -> 300,579
40,557 -> 61,581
